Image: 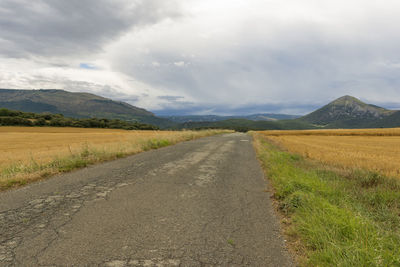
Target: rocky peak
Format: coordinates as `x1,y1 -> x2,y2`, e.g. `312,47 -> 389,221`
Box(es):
301,95 -> 392,125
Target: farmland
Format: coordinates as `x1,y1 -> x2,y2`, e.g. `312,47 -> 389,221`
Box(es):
258,128 -> 400,178
0,126 -> 228,190
252,129 -> 400,266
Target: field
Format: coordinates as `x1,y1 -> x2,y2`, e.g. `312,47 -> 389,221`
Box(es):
252,130 -> 400,266
0,127 -> 228,190
258,128 -> 400,178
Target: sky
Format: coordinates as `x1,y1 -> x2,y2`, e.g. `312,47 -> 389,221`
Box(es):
1,0 -> 400,115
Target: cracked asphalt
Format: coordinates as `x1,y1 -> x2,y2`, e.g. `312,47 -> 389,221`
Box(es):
0,133 -> 293,266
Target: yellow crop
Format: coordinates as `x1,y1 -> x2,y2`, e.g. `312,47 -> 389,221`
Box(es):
0,126 -> 228,189
258,128 -> 400,178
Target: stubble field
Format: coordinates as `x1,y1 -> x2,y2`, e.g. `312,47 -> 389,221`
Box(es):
0,127 -> 227,190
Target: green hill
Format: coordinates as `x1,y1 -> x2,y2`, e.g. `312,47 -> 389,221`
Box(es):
178,96 -> 400,131
361,110 -> 400,128
299,95 -> 396,128
0,89 -> 174,127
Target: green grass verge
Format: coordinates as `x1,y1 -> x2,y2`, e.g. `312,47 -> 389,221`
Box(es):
142,139 -> 172,151
253,134 -> 400,266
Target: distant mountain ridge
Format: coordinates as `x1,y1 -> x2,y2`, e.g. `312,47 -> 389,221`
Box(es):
180,96 -> 400,131
0,89 -> 173,127
0,90 -> 399,130
162,113 -> 300,123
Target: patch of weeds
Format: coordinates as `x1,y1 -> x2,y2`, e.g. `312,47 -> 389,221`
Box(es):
279,191 -> 309,215
115,151 -> 126,158
354,171 -> 384,188
40,171 -> 52,178
3,179 -> 27,189
142,139 -> 171,151
80,143 -> 90,158
290,154 -> 302,161
57,157 -> 88,172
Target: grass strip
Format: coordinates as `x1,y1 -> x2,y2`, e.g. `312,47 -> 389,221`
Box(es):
0,130 -> 229,191
252,132 -> 400,266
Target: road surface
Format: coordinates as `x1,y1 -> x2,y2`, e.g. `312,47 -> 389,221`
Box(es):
0,133 -> 293,266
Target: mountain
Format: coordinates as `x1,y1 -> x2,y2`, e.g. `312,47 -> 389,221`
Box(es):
162,113 -> 300,123
178,119 -> 314,132
0,89 -> 174,127
162,115 -> 228,123
299,95 -> 396,128
244,113 -> 300,121
180,96 -> 400,131
1,91 -> 398,131
363,110 -> 400,128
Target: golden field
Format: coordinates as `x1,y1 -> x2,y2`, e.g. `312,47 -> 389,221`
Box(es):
257,128 -> 400,178
0,126 -> 227,189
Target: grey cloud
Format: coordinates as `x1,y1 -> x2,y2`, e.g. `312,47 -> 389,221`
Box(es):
113,15 -> 400,113
0,0 -> 180,58
155,95 -> 194,111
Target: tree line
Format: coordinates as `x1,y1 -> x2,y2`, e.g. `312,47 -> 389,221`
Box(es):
0,108 -> 158,130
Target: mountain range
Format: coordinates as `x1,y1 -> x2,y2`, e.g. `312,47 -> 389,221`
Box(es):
0,89 -> 399,130
0,89 -> 298,128
178,95 -> 400,130
162,114 -> 300,123
0,89 -> 173,127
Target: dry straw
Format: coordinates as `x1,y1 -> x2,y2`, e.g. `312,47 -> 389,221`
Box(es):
259,128 -> 400,178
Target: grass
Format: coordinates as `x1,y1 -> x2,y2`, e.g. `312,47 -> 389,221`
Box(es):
0,127 -> 230,190
252,132 -> 400,266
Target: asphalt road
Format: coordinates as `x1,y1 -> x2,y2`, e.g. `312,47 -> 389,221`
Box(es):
0,133 -> 293,266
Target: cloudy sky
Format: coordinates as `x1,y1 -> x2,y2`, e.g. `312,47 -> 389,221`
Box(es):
1,0 -> 400,115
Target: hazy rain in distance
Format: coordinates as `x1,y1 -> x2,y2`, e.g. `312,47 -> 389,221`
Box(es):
1,0 -> 400,115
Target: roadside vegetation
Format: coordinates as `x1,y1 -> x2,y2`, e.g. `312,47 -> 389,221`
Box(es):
252,131 -> 400,266
0,108 -> 158,130
0,127 -> 229,190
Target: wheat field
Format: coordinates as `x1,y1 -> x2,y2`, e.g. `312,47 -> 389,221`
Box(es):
0,127 -> 227,189
257,128 -> 400,178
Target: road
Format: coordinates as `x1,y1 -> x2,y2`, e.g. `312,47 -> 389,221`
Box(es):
0,133 -> 293,266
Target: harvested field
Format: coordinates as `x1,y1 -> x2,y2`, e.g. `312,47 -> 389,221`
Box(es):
0,126 -> 227,189
252,133 -> 400,266
262,127 -> 400,136
258,128 -> 400,178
